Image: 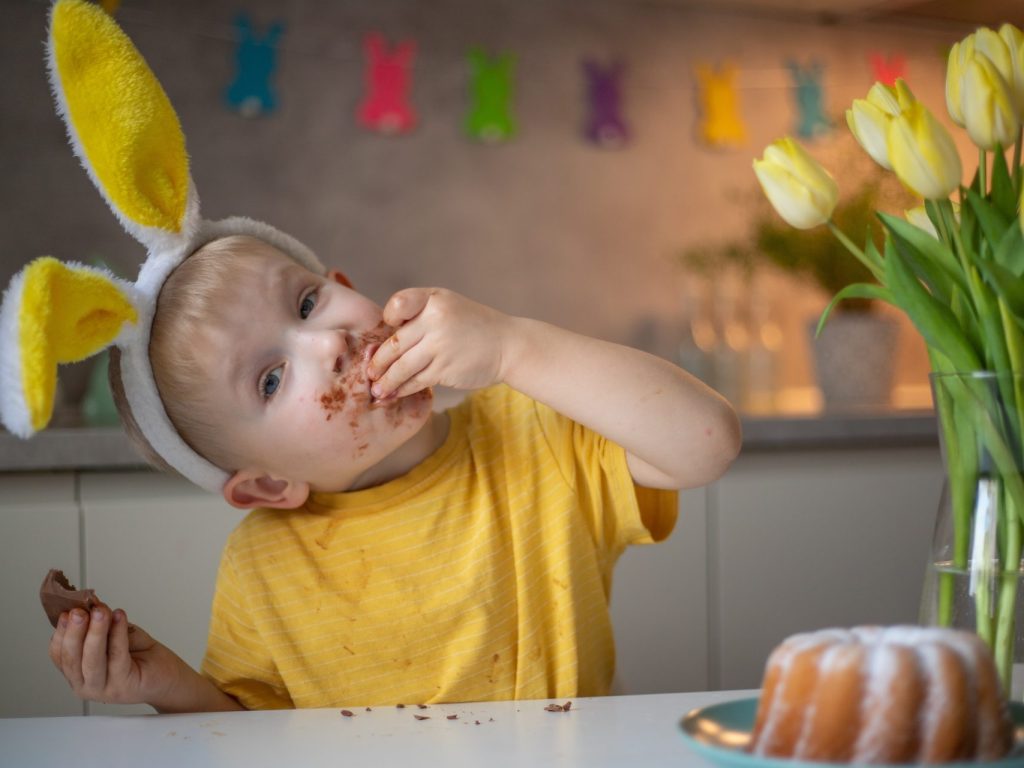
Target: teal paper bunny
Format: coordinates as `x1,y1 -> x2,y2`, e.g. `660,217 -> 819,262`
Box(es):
787,60 -> 830,139
224,13 -> 284,118
465,49 -> 517,143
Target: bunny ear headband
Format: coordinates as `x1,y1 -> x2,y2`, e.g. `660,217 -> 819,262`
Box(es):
0,0 -> 325,492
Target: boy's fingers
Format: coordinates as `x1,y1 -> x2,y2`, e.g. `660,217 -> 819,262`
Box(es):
48,613 -> 68,670
391,361 -> 439,399
107,609 -> 130,684
371,341 -> 432,399
368,324 -> 424,383
60,609 -> 89,689
382,288 -> 433,328
81,605 -> 111,693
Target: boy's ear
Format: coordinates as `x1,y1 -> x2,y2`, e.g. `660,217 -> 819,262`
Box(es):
328,269 -> 353,289
223,469 -> 309,510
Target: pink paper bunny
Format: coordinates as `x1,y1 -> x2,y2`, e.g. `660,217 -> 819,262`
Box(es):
357,33 -> 417,135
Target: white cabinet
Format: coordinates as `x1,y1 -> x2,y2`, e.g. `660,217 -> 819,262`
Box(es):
80,472 -> 246,716
0,475 -> 84,717
0,445 -> 944,717
708,448 -> 943,690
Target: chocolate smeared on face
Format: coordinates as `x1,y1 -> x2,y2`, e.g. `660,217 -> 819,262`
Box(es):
39,569 -> 100,628
320,322 -> 395,422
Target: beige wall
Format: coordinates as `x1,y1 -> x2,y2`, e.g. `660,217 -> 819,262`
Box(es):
0,0 -> 998,412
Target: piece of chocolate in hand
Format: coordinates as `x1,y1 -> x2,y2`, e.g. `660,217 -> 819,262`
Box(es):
40,569 -> 100,628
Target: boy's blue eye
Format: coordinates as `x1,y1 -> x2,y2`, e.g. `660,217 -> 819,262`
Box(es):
260,366 -> 283,398
300,291 -> 317,319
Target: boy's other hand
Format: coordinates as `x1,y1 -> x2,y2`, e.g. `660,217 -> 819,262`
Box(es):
48,604 -> 183,707
369,288 -> 515,399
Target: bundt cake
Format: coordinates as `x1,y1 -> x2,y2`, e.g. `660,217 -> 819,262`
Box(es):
747,626 -> 1014,764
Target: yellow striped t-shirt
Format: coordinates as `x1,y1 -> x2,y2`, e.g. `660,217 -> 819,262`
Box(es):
201,384 -> 677,709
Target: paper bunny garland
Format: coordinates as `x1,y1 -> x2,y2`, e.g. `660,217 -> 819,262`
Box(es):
0,0 -> 324,492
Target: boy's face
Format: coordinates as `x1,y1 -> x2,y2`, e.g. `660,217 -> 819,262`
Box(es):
194,243 -> 433,494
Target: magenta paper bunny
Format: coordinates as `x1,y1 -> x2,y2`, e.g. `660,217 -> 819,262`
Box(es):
357,32 -> 417,135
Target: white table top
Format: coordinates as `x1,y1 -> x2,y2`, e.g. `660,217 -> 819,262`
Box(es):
0,690 -> 757,768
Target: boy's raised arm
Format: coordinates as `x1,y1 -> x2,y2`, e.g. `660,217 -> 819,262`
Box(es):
370,288 -> 741,490
500,316 -> 742,490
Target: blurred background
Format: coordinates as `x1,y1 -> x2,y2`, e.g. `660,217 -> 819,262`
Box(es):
6,0 -> 1022,421
3,0 -> 1024,719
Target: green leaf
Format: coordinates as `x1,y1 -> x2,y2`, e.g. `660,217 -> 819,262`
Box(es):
989,145 -> 1016,221
992,221 -> 1024,276
950,286 -> 983,352
975,257 -> 1024,320
815,283 -> 895,337
878,212 -> 966,302
966,188 -> 1013,249
884,237 -> 982,372
968,265 -> 1013,374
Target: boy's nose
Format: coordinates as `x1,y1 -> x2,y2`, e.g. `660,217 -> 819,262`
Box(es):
305,328 -> 351,374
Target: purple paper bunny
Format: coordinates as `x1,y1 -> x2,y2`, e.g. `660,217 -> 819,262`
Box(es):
583,59 -> 629,148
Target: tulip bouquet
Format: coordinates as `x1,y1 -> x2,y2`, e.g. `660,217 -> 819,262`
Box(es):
754,23 -> 1024,697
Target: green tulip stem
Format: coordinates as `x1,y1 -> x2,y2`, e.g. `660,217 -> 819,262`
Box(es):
1013,128 -> 1022,183
979,149 -> 988,195
826,221 -> 883,282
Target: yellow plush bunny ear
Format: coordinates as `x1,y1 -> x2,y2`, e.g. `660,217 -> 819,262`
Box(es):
0,258 -> 138,437
48,0 -> 198,251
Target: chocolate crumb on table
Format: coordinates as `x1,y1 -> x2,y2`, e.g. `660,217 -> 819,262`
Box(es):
417,704 -> 428,709
340,710 -> 354,717
396,703 -> 405,708
544,701 -> 573,712
446,714 -> 458,720
414,715 -> 430,721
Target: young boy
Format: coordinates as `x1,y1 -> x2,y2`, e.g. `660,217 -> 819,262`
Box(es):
46,234 -> 741,713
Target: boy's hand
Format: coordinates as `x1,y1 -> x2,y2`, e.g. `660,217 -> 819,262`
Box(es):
369,288 -> 514,399
48,604 -> 183,708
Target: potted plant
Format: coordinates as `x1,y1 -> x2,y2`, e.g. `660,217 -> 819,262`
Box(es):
752,168 -> 917,408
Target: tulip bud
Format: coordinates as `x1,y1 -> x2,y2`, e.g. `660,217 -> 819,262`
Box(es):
905,206 -> 937,238
905,203 -> 958,239
998,23 -> 1024,117
847,80 -> 916,169
973,27 -> 1014,90
888,102 -> 963,199
753,138 -> 838,229
847,99 -> 892,169
947,35 -> 975,126
962,53 -> 1020,150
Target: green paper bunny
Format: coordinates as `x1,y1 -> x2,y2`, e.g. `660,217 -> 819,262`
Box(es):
465,48 -> 517,143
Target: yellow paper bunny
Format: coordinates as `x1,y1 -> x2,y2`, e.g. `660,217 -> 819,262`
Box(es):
695,61 -> 748,148
0,0 -> 324,491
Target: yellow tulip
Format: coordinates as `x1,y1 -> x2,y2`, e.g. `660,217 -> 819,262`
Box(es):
905,206 -> 937,237
974,28 -> 1015,93
998,23 -> 1024,117
946,35 -> 975,126
962,53 -> 1020,150
753,138 -> 838,229
847,99 -> 892,168
905,203 -> 958,239
887,102 -> 962,199
846,80 -> 916,169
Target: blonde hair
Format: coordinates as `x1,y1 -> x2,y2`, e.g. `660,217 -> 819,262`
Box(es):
110,235 -> 275,472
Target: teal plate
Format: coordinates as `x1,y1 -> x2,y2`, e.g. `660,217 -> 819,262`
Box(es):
680,697 -> 1024,768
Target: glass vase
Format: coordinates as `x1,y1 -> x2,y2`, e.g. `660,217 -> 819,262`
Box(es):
919,371 -> 1024,701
